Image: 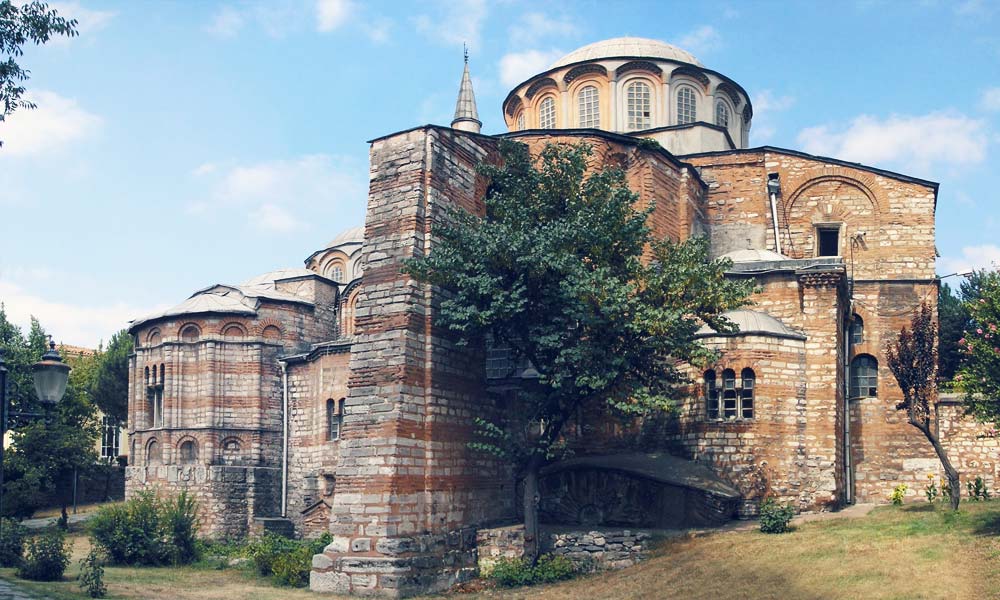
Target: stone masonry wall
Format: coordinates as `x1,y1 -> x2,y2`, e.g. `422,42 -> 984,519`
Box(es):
476,524 -> 650,573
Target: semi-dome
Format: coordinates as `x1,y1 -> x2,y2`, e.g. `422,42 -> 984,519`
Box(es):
696,310 -> 806,341
325,225 -> 364,249
550,37 -> 703,69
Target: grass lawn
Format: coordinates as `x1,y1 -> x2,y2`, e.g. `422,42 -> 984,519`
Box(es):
3,502 -> 1000,599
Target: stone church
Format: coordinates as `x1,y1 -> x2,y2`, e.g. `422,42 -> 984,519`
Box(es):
126,37 -> 996,596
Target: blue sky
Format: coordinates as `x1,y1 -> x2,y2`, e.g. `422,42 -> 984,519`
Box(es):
1,0 -> 998,347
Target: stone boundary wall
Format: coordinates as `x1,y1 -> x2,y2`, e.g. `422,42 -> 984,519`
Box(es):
476,524 -> 651,572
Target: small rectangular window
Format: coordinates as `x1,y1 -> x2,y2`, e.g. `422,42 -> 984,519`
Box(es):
818,227 -> 840,257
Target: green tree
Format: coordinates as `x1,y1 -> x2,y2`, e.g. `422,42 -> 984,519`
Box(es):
938,282 -> 968,383
405,141 -> 755,560
958,269 -> 1000,423
886,302 -> 960,510
0,0 -> 77,146
90,329 -> 132,426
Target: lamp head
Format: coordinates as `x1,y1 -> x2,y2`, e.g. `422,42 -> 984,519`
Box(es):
31,339 -> 71,406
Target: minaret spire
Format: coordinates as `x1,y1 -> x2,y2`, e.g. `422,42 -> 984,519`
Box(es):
451,44 -> 481,134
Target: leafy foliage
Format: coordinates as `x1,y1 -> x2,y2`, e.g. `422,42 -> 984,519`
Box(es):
938,283 -> 968,382
890,483 -> 908,506
89,490 -> 200,566
78,549 -> 107,598
966,476 -> 991,501
245,532 -> 331,587
958,270 -> 1000,422
486,553 -> 577,587
17,529 -> 69,581
89,329 -> 132,425
0,0 -> 78,146
758,497 -> 795,533
0,517 -> 26,566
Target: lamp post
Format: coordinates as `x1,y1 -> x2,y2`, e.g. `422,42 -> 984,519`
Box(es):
0,339 -> 71,529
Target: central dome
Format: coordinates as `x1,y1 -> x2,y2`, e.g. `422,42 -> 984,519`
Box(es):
549,37 -> 703,69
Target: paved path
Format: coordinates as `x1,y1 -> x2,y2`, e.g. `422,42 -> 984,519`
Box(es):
0,577 -> 45,599
20,512 -> 93,530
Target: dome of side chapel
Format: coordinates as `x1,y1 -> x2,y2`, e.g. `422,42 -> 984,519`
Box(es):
549,36 -> 703,69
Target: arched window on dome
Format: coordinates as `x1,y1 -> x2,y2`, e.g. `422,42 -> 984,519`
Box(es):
850,355 -> 878,399
626,81 -> 651,131
721,368 -> 738,419
577,85 -> 600,128
677,86 -> 697,124
516,112 -> 525,131
538,96 -> 556,129
715,100 -> 730,129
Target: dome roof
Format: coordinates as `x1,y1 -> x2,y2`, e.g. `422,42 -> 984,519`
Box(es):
720,249 -> 791,263
696,310 -> 806,340
550,37 -> 703,69
325,225 -> 364,249
240,268 -> 317,288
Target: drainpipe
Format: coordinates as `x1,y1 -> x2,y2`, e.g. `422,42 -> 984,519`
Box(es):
279,360 -> 289,518
843,311 -> 853,504
766,173 -> 782,255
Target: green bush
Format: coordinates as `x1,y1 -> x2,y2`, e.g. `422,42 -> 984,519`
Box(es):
486,554 -> 577,588
246,532 -> 332,587
17,530 -> 70,581
90,489 -> 200,566
967,476 -> 991,501
78,549 -> 107,598
0,518 -> 27,567
758,497 -> 795,534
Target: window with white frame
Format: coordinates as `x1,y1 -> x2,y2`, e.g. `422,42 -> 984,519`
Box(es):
850,315 -> 864,345
626,81 -> 651,130
706,367 -> 755,420
101,416 -> 120,459
677,86 -> 697,124
516,112 -> 525,130
721,368 -> 738,418
705,370 -> 719,419
539,97 -> 556,129
715,100 -> 730,128
577,85 -> 600,128
740,368 -> 755,419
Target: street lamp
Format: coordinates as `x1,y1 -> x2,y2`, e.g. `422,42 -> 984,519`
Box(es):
0,339 -> 71,526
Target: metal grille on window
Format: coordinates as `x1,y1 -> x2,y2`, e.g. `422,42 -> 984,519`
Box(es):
516,112 -> 525,130
715,100 -> 730,128
741,368 -> 755,419
850,355 -> 878,398
677,87 -> 697,124
539,97 -> 556,129
327,399 -> 339,440
577,85 -> 600,128
850,315 -> 864,345
705,370 -> 719,419
722,369 -> 737,418
626,81 -> 651,130
101,416 -> 120,458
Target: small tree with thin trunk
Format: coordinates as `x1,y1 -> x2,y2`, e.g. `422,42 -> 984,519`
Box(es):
886,302 -> 960,510
405,140 -> 754,561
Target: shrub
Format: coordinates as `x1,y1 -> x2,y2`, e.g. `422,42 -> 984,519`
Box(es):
78,549 -> 107,598
246,533 -> 300,577
17,530 -> 70,581
759,497 -> 795,534
486,554 -> 577,588
0,518 -> 27,567
894,483 -> 910,504
967,476 -> 991,501
90,489 -> 200,566
246,532 -> 331,587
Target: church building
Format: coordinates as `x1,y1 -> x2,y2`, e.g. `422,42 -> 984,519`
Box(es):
126,38 -> 996,597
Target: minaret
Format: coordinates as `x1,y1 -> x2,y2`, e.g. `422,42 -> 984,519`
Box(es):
451,45 -> 481,134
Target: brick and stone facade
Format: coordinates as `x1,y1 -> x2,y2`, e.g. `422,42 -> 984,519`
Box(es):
124,37 -> 997,597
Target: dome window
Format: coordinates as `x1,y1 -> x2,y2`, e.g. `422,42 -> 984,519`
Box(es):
538,96 -> 556,129
715,100 -> 730,128
516,112 -> 525,131
677,86 -> 697,124
626,81 -> 651,131
577,85 -> 600,128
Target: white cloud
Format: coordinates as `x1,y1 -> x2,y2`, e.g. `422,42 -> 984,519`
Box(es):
414,0 -> 487,49
796,111 -> 988,168
498,49 -> 564,88
0,90 -> 102,157
981,87 -> 1000,111
675,25 -> 721,55
753,90 -> 796,113
362,16 -> 391,44
0,279 -> 163,349
316,0 -> 353,32
205,6 -> 245,37
508,12 -> 578,46
190,154 -> 366,234
49,1 -> 116,42
938,245 -> 1000,275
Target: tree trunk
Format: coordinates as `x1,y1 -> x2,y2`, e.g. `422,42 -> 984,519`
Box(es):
918,424 -> 960,510
522,459 -> 542,565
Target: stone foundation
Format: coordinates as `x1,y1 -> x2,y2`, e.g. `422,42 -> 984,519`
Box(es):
476,524 -> 651,573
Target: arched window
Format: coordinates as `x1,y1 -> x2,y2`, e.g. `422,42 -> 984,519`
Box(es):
704,370 -> 719,419
626,81 -> 651,130
538,96 -> 556,129
715,100 -> 730,128
338,398 -> 346,437
516,112 -> 525,130
222,323 -> 246,340
741,368 -> 755,419
677,86 -> 697,124
850,315 -> 864,345
147,329 -> 161,346
159,363 -> 165,385
577,85 -> 600,128
342,290 -> 359,337
179,440 -> 198,464
180,324 -> 200,342
721,369 -> 738,419
262,325 -> 282,340
327,399 -> 339,441
152,364 -> 157,383
146,439 -> 161,465
850,354 -> 879,398
144,366 -> 150,386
